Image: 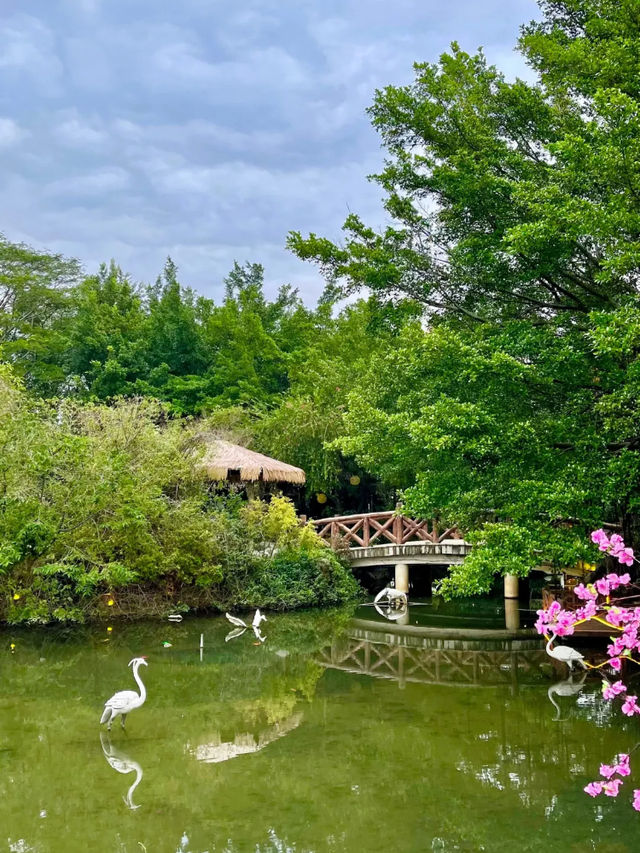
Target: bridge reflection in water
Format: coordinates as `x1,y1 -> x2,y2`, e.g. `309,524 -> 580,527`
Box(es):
317,615 -> 549,692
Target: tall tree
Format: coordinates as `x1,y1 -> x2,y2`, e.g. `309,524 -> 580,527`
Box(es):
288,0 -> 640,590
0,235 -> 80,393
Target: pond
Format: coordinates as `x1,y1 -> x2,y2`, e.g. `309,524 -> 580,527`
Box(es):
1,603 -> 639,852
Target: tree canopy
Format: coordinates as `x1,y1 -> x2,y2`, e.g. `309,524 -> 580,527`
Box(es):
289,0 -> 640,592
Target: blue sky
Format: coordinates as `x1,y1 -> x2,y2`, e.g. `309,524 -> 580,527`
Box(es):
0,0 -> 539,301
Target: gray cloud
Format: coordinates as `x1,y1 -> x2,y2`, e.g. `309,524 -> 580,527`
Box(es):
0,0 -> 539,301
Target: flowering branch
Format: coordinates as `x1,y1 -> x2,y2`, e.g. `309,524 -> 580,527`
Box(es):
535,529 -> 640,811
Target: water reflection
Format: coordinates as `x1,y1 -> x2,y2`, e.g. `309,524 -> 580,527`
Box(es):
225,624 -> 268,643
373,600 -> 409,622
319,620 -> 549,689
189,712 -> 303,764
547,672 -> 588,721
100,732 -> 144,810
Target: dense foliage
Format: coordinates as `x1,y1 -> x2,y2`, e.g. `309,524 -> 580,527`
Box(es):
0,367 -> 358,623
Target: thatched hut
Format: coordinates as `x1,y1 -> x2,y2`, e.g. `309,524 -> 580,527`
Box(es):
200,439 -> 306,490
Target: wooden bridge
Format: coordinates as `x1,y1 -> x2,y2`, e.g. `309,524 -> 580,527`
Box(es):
317,620 -> 548,691
312,511 -> 472,591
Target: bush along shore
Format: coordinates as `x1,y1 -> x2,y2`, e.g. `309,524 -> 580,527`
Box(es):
0,367 -> 361,625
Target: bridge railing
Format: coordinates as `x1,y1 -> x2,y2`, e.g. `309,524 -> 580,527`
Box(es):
311,511 -> 462,548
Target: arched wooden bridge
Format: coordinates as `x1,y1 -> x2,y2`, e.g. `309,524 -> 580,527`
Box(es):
312,512 -> 472,589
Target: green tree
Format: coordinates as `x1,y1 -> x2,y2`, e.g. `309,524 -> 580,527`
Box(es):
61,261 -> 148,398
289,0 -> 640,591
0,234 -> 80,393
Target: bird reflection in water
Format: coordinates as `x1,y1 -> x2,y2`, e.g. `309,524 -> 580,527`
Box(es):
225,609 -> 267,643
100,732 -> 144,809
547,672 -> 588,721
374,600 -> 410,624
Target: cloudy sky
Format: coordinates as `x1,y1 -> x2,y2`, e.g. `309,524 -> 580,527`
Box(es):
0,0 -> 539,301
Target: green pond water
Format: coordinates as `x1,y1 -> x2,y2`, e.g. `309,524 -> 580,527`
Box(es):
1,602 -> 639,852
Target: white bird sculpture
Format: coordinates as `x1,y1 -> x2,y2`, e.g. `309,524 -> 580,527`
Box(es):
100,656 -> 148,730
100,732 -> 144,809
544,631 -> 587,671
225,609 -> 267,629
374,586 -> 408,608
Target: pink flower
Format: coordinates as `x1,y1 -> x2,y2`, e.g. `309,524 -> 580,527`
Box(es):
535,602 -> 578,637
548,601 -> 561,619
591,529 -> 609,546
622,695 -> 640,716
575,583 -> 597,601
609,534 -> 625,555
603,779 -> 623,797
576,599 -> 598,620
615,755 -> 631,778
608,637 -> 626,657
618,548 -> 634,567
610,657 -> 622,672
600,763 -> 617,779
602,680 -> 627,699
584,781 -> 603,797
606,572 -> 631,590
633,790 -> 640,811
596,578 -> 611,596
605,607 -> 625,627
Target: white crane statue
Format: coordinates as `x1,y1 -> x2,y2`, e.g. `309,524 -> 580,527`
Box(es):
100,656 -> 148,731
225,609 -> 267,629
374,586 -> 408,609
544,630 -> 587,671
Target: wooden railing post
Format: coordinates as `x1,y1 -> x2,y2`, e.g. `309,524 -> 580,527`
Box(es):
393,513 -> 403,545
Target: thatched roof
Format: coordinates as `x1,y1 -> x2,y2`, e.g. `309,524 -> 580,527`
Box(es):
200,439 -> 306,484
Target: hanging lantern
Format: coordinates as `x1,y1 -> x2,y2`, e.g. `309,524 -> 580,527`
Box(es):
316,493 -> 327,504
349,475 -> 361,486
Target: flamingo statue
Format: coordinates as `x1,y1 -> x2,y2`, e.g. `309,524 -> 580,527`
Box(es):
100,656 -> 148,730
100,732 -> 144,809
544,631 -> 587,671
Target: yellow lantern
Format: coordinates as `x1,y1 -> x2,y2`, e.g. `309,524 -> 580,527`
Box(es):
349,475 -> 361,486
316,493 -> 327,504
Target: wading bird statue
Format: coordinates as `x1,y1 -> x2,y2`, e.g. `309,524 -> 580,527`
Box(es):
100,732 -> 144,809
374,586 -> 408,609
100,656 -> 148,731
225,609 -> 267,629
544,631 -> 587,672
